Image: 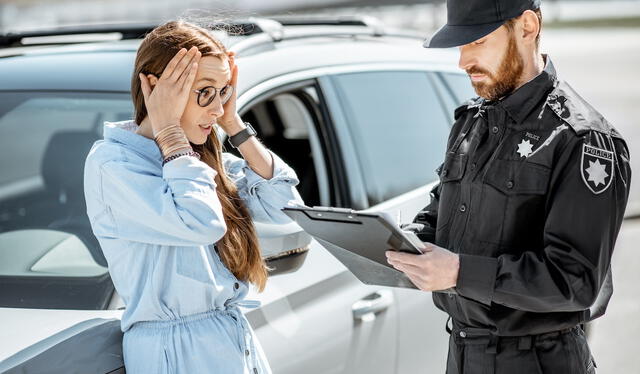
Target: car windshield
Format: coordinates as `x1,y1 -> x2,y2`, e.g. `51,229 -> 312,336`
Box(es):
0,91 -> 133,309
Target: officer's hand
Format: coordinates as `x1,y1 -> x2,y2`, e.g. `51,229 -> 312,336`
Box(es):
385,244 -> 459,292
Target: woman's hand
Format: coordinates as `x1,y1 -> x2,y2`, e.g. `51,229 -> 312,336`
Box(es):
217,51 -> 244,135
139,46 -> 202,134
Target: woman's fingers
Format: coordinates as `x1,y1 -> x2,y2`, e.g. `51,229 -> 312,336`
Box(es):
181,62 -> 199,91
176,50 -> 201,84
138,73 -> 152,102
160,48 -> 188,81
231,65 -> 238,88
167,46 -> 198,82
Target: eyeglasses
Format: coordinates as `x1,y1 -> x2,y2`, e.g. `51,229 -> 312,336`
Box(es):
193,85 -> 234,107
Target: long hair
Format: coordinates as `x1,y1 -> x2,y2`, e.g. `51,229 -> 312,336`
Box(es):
131,20 -> 268,291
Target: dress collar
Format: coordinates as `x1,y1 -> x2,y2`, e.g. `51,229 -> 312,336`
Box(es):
103,120 -> 162,161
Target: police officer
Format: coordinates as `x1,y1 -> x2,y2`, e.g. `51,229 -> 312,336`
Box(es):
385,0 -> 631,373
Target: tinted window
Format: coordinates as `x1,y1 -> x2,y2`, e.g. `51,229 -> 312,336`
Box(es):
0,91 -> 132,309
332,71 -> 450,205
441,72 -> 476,106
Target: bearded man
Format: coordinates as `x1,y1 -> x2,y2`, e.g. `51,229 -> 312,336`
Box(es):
385,1 -> 631,373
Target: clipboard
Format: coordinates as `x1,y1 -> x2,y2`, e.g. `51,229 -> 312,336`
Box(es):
282,206 -> 430,290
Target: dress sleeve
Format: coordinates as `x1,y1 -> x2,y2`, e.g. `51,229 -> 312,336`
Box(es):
223,151 -> 304,224
96,155 -> 227,246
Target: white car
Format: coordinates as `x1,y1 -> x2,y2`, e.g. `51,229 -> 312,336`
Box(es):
0,17 -> 474,373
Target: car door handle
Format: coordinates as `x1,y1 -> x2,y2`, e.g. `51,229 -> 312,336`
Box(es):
352,290 -> 394,322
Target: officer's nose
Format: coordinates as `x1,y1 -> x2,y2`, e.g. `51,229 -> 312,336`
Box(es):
458,45 -> 476,72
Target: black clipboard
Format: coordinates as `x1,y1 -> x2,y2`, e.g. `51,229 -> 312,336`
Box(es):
282,206 -> 425,289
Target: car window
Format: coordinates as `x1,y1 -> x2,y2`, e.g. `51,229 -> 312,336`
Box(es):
331,71 -> 451,206
0,91 -> 132,309
441,72 -> 476,106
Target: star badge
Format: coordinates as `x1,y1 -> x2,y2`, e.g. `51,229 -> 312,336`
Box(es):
516,139 -> 534,158
585,160 -> 609,187
581,143 -> 614,194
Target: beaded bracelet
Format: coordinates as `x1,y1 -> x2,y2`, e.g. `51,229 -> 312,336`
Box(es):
162,150 -> 201,166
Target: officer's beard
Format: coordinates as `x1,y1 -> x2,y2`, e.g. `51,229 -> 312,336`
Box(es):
467,35 -> 524,101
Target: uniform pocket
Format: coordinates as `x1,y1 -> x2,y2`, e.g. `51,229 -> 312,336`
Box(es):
485,159 -> 551,195
572,328 -> 597,374
478,159 -> 551,247
436,153 -> 467,234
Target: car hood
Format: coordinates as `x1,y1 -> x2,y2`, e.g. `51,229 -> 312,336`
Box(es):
0,307 -> 123,365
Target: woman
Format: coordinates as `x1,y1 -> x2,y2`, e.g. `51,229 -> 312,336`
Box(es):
84,20 -> 302,373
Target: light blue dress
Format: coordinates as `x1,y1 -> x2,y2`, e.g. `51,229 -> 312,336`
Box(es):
84,120 -> 303,373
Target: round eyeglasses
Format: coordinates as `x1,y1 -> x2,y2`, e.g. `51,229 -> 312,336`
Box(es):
193,85 -> 234,107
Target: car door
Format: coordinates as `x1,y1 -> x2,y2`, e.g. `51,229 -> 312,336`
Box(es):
319,69 -> 458,373
239,80 -> 399,374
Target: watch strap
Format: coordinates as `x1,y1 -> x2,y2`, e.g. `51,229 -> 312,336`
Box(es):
228,123 -> 257,148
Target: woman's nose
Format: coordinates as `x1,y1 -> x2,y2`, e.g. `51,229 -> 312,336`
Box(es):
208,96 -> 224,117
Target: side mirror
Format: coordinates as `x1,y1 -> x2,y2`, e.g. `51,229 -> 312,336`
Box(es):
254,221 -> 311,276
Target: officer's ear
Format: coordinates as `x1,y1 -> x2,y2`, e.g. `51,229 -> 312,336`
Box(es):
519,10 -> 541,48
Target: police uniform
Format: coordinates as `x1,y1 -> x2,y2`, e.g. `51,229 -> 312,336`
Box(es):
417,1 -> 632,372
410,53 -> 630,373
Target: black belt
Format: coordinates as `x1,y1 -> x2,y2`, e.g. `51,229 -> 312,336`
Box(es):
446,316 -> 578,353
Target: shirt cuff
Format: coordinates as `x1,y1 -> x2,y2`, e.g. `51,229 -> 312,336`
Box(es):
243,151 -> 299,196
456,254 -> 499,306
162,155 -> 218,186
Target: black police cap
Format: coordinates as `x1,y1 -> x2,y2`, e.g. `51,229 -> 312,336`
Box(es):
424,0 -> 541,48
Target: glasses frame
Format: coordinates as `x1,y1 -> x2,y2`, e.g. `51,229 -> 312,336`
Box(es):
193,85 -> 234,107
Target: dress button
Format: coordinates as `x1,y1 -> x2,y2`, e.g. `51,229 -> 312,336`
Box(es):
234,282 -> 240,290
492,126 -> 499,134
507,180 -> 514,189
470,163 -> 476,170
442,169 -> 449,177
459,204 -> 467,213
254,368 -> 259,374
245,349 -> 250,356
459,331 -> 467,338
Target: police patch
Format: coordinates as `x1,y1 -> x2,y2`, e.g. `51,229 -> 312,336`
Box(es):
581,144 -> 614,194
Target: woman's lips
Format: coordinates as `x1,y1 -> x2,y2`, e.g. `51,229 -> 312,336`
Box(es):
199,124 -> 212,134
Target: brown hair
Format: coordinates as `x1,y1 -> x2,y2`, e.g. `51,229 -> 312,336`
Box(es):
131,20 -> 268,291
505,8 -> 543,48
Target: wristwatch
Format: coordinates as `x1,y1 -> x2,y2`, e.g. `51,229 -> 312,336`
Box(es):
228,122 -> 257,148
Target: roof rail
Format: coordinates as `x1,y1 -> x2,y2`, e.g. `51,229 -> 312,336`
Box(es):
272,15 -> 385,37
0,16 -> 387,48
0,23 -> 156,47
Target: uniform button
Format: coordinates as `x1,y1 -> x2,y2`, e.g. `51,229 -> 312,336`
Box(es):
234,282 -> 240,290
254,368 -> 259,374
442,169 -> 449,177
470,163 -> 476,170
448,293 -> 454,299
245,349 -> 250,356
459,204 -> 467,213
492,126 -> 499,134
507,180 -> 514,189
459,331 -> 467,338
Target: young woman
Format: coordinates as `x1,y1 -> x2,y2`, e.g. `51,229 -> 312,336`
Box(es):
84,20 -> 302,373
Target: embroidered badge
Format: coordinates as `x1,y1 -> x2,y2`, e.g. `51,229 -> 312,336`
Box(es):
548,94 -> 571,119
581,144 -> 614,194
516,139 -> 534,158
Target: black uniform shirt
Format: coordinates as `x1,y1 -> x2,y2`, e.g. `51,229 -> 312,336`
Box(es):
412,56 -> 632,336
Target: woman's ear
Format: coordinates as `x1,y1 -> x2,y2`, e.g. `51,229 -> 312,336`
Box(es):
147,74 -> 159,88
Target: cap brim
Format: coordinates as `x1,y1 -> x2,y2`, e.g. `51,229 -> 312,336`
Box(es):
423,20 -> 505,48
